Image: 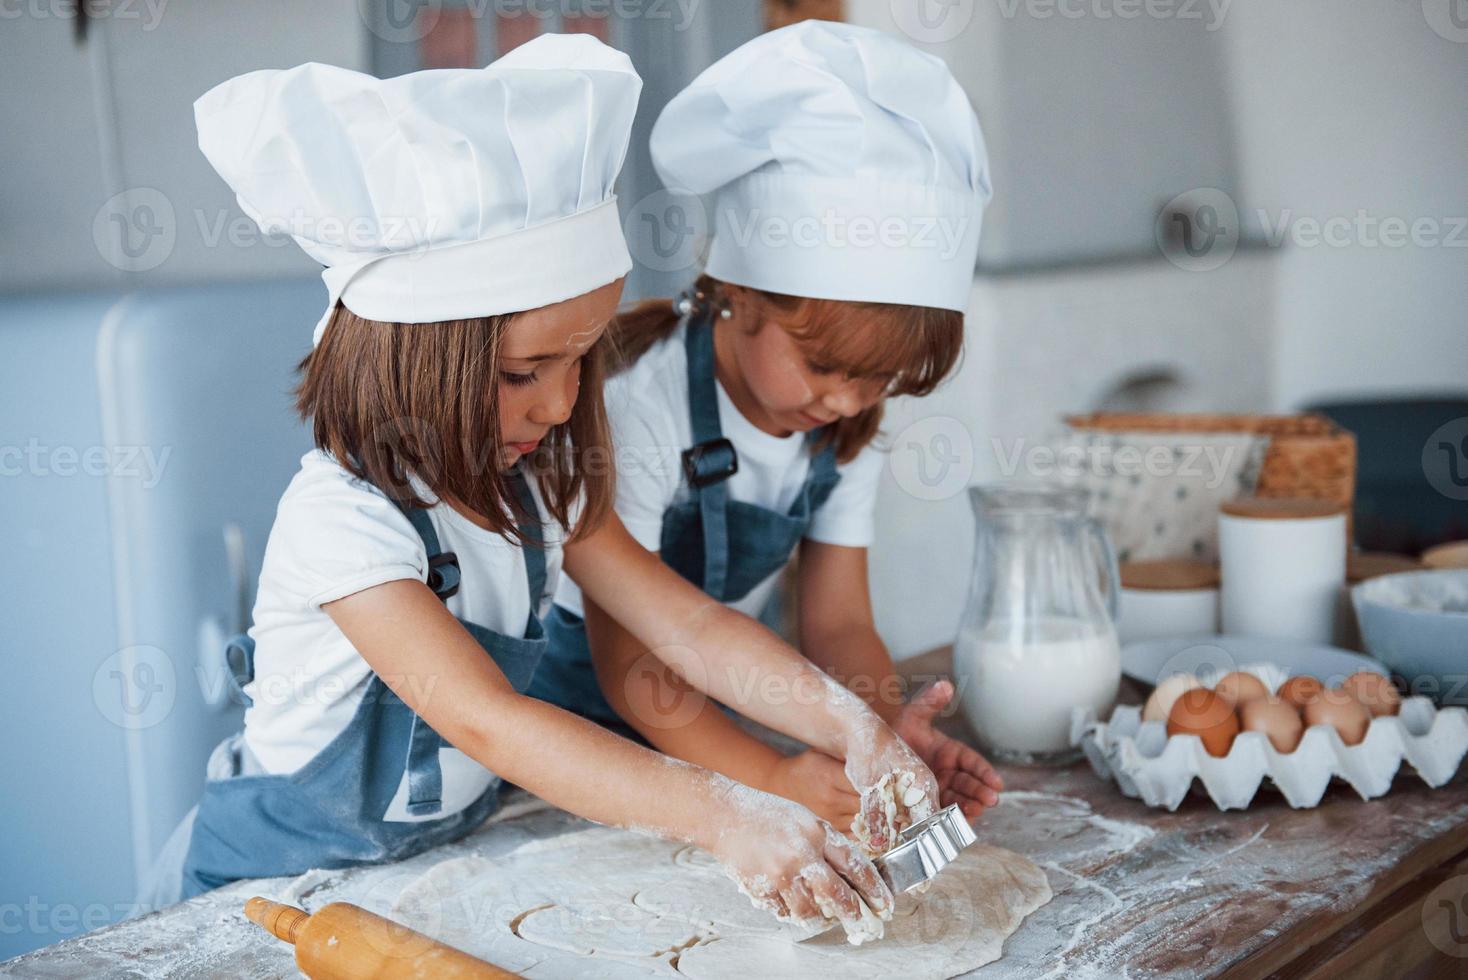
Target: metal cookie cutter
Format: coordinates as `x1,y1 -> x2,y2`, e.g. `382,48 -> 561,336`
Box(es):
875,804 -> 977,894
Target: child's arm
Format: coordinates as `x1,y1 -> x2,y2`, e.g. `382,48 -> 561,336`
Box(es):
797,540 -> 1005,818
324,579 -> 891,937
564,513 -> 937,850
583,595 -> 861,829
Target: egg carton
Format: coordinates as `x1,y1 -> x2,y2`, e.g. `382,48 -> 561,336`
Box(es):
1070,663 -> 1468,810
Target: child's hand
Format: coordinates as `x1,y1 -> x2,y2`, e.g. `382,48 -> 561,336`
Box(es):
764,750 -> 860,831
709,782 -> 893,944
894,679 -> 1004,819
843,722 -> 941,855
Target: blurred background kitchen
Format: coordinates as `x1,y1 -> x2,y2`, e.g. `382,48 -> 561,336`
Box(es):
1,0 -> 1464,959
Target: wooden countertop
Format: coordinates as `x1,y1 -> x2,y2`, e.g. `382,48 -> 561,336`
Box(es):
6,647 -> 1468,978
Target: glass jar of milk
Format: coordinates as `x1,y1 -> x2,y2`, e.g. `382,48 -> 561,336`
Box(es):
954,485 -> 1122,765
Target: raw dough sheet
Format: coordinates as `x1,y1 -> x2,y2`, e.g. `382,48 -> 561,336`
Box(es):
390,822 -> 1052,978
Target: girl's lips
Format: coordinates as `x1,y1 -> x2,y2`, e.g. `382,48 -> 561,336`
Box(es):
799,411 -> 835,428
509,439 -> 541,454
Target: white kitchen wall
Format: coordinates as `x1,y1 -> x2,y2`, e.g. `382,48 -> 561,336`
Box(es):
855,0 -> 1467,414
848,0 -> 1241,269
1221,0 -> 1468,410
0,1 -> 366,294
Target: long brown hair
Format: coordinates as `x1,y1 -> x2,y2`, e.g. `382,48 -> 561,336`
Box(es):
611,274 -> 964,463
296,304 -> 614,544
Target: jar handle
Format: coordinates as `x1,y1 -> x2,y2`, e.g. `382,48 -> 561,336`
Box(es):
1087,517 -> 1121,623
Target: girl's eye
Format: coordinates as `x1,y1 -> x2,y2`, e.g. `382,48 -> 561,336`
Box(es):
502,370 -> 537,388
806,359 -> 839,376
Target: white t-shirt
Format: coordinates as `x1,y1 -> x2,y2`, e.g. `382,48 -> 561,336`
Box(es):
241,450 -> 571,821
555,320 -> 885,620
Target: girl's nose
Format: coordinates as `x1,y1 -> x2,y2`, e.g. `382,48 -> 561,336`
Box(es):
822,381 -> 866,419
532,367 -> 578,426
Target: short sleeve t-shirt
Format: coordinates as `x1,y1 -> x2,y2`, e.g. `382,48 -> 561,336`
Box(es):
241,450 -> 574,821
554,320 -> 885,620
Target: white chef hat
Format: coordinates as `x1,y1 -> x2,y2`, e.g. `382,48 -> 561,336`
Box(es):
650,21 -> 991,315
195,34 -> 642,346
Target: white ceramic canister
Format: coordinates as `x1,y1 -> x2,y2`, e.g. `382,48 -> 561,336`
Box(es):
1117,560 -> 1220,645
1219,498 -> 1347,644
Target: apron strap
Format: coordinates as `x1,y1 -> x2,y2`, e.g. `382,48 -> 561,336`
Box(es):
396,501 -> 451,816
508,466 -> 547,618
683,312 -> 735,597
805,430 -> 839,483
396,466 -> 546,817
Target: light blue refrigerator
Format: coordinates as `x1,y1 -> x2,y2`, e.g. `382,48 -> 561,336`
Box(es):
0,279 -> 321,958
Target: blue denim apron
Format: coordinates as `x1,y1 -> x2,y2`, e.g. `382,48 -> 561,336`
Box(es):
529,308 -> 841,725
179,468 -> 549,897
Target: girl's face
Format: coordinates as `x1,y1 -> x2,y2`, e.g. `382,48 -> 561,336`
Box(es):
497,277 -> 624,467
722,294 -> 890,436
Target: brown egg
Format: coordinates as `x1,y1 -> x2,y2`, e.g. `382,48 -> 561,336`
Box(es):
1167,688 -> 1241,758
1340,671 -> 1401,717
1214,671 -> 1271,706
1239,697 -> 1305,753
1303,688 -> 1372,746
1277,675 -> 1325,711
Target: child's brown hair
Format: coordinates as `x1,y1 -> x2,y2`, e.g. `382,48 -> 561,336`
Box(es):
611,274 -> 964,463
296,305 -> 614,544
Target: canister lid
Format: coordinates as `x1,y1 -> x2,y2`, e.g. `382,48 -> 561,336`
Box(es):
1219,497 -> 1346,520
1423,541 -> 1468,570
1347,551 -> 1423,583
1120,560 -> 1220,591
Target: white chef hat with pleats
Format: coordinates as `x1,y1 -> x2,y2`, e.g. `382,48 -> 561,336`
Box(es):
650,21 -> 991,315
195,34 -> 642,346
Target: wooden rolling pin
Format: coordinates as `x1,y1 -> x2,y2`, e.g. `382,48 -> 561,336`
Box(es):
245,896 -> 518,979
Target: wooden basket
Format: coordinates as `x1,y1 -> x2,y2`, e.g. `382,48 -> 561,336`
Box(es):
1065,412 -> 1357,530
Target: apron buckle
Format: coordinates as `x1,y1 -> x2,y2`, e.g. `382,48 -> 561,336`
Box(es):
426,552 -> 461,600
682,438 -> 739,490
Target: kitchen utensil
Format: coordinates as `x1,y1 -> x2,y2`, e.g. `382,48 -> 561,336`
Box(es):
1117,561 -> 1219,644
954,484 -> 1122,765
875,804 -> 977,895
245,896 -> 518,979
1353,570 -> 1468,706
1121,633 -> 1385,687
1423,541 -> 1468,570
1066,412 -> 1358,538
1220,497 -> 1348,644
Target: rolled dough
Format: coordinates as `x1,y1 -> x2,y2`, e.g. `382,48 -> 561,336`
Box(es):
391,823 -> 1052,978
